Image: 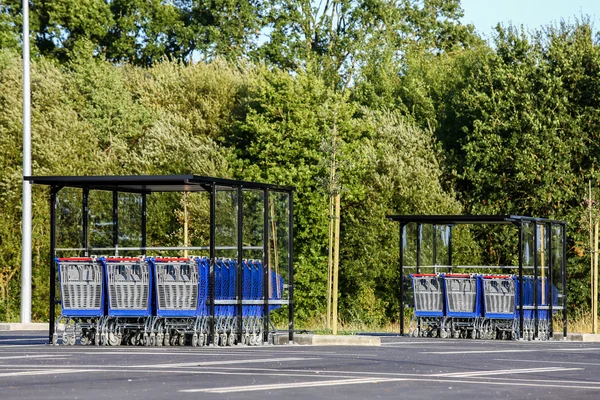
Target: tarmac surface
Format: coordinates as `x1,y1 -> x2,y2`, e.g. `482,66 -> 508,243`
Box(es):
1,331 -> 600,399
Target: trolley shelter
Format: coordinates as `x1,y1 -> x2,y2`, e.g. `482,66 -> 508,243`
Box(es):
25,175 -> 294,346
387,215 -> 567,341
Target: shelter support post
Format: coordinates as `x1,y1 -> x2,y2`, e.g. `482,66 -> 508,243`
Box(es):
288,192 -> 294,344
263,189 -> 270,343
237,186 -> 243,344
209,184 -> 216,345
518,222 -> 524,340
48,186 -> 59,344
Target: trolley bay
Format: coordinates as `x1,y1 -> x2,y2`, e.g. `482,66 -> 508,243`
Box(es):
1,331 -> 600,399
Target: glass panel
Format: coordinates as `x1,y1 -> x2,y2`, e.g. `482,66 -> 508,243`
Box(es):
435,225 -> 451,268
215,187 -> 238,260
403,223 -> 417,270
146,192 -> 182,256
522,222 -> 534,271
420,224 -> 434,272
268,191 -> 290,324
117,193 -> 142,256
536,223 -> 551,306
88,190 -> 113,250
242,189 -> 264,261
56,187 -> 83,255
551,224 -> 565,303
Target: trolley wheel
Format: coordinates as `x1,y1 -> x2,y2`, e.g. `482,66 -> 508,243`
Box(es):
52,333 -> 58,346
163,333 -> 170,347
227,334 -> 235,346
430,329 -> 438,338
440,330 -> 448,339
453,330 -> 460,339
470,330 -> 477,340
191,334 -> 198,347
61,333 -> 69,345
80,335 -> 89,346
108,333 -> 120,347
178,335 -> 185,346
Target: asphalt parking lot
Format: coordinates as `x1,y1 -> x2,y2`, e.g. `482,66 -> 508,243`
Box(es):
1,331 -> 599,399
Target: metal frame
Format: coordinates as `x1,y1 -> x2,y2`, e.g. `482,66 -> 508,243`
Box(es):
25,175 -> 295,345
387,215 -> 568,339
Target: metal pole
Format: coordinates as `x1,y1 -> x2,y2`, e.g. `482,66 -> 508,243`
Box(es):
288,191 -> 294,344
562,224 -> 568,338
20,0 -> 32,324
433,225 -> 437,271
263,189 -> 270,343
448,226 -> 453,273
236,187 -> 243,344
399,223 -> 405,336
518,222 -> 524,340
82,189 -> 89,256
416,224 -> 421,274
533,222 -> 539,339
548,224 -> 554,338
209,185 -> 216,345
48,187 -> 58,343
112,191 -> 118,255
141,193 -> 147,251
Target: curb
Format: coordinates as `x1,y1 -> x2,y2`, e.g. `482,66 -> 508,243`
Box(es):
278,334 -> 381,346
0,323 -> 49,331
553,333 -> 600,342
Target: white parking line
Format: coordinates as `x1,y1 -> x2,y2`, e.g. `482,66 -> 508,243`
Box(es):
433,367 -> 582,378
0,369 -> 96,378
180,375 -> 600,394
180,377 -> 403,393
425,348 -> 600,355
495,358 -> 600,367
0,355 -> 69,360
132,357 -> 320,368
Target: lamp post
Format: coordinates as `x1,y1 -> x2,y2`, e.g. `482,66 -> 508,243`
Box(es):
21,0 -> 32,324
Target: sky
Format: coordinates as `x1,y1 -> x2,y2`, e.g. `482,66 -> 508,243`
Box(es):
460,0 -> 600,37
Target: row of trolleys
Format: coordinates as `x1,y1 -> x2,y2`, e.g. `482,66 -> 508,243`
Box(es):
410,273 -> 559,340
54,256 -> 285,347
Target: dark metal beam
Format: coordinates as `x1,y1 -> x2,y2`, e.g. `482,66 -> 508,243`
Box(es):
548,224 -> 554,338
209,184 -> 216,345
562,224 -> 568,338
416,224 -> 422,274
399,223 -> 405,336
533,222 -> 539,339
112,191 -> 118,253
237,186 -> 243,344
518,222 -> 524,340
288,192 -> 294,344
141,193 -> 147,250
49,186 -> 59,344
82,188 -> 89,256
263,188 -> 270,344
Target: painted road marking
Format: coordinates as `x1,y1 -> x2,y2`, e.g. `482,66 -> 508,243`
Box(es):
425,348 -> 600,354
497,358 -> 600,367
0,355 -> 69,360
0,369 -> 96,378
129,357 -> 321,368
180,375 -> 600,394
433,367 -> 582,378
180,377 -> 403,393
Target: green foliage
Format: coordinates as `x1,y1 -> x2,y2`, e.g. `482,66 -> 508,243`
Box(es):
4,4 -> 599,326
